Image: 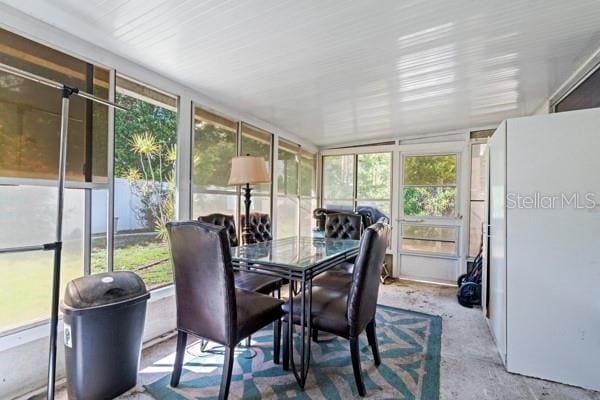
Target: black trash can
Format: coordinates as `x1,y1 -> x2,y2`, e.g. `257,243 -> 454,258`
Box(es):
62,271 -> 150,400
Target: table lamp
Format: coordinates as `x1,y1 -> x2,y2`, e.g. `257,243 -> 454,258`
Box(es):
228,155 -> 270,244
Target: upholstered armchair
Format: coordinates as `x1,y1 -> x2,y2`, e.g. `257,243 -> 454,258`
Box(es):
197,213 -> 239,246
313,207 -> 374,233
282,222 -> 391,397
240,212 -> 272,244
324,212 -> 363,240
198,213 -> 281,296
166,221 -> 284,400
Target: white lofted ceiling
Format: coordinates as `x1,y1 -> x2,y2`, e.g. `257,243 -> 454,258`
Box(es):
3,0 -> 600,146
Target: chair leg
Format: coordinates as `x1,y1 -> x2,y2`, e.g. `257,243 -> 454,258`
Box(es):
312,328 -> 319,343
366,319 -> 381,366
199,339 -> 208,352
273,318 -> 281,364
282,320 -> 289,371
170,331 -> 188,387
219,345 -> 235,400
350,336 -> 366,397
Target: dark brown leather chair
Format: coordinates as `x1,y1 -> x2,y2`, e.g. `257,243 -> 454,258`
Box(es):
314,207 -> 374,232
198,213 -> 281,295
311,212 -> 363,290
282,222 -> 390,397
166,221 -> 284,400
324,212 -> 363,240
240,212 -> 272,244
198,213 -> 239,246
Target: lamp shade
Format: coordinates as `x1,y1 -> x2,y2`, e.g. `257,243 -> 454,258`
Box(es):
228,156 -> 270,185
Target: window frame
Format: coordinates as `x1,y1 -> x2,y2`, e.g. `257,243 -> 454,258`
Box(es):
356,152 -> 393,216
190,104 -> 240,220
0,31 -> 114,336
550,57 -> 600,113
276,138 -> 317,239
321,150 -> 394,219
321,153 -> 356,207
112,73 -> 180,290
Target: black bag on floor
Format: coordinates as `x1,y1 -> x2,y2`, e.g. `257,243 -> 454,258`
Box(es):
457,248 -> 482,308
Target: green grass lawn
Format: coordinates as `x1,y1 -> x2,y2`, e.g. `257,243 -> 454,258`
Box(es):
0,241 -> 172,334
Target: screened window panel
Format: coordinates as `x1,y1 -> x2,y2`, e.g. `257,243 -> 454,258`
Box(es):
401,224 -> 457,255
0,186 -> 85,334
555,66 -> 600,112
299,150 -> 318,237
357,153 -> 391,200
193,193 -> 238,220
470,144 -> 487,201
403,186 -> 457,217
241,123 -> 272,195
469,201 -> 485,257
276,138 -> 299,238
402,239 -> 457,255
403,155 -> 457,186
323,155 -> 354,201
402,225 -> 456,241
276,196 -> 299,239
114,76 -> 177,290
277,139 -> 299,196
357,200 -> 392,217
403,154 -> 458,217
469,142 -> 487,258
192,107 -> 238,192
90,188 -> 109,274
0,28 -> 109,182
244,194 -> 271,216
323,200 -> 354,210
300,151 -> 317,197
300,197 -> 318,236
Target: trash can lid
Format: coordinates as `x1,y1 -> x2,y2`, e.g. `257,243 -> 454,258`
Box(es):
63,271 -> 148,309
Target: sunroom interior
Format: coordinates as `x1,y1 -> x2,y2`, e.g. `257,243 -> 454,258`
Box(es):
0,1 -> 599,400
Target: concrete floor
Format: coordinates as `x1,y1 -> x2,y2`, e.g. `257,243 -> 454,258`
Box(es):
50,280 -> 600,400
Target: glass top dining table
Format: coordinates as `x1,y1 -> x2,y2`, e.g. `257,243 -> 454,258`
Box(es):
230,236 -> 360,272
230,235 -> 360,389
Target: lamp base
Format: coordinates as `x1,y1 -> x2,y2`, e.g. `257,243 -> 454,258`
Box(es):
242,183 -> 253,245
242,229 -> 253,245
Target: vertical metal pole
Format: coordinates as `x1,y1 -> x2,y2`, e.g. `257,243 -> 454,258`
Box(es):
107,70 -> 116,271
353,154 -> 358,212
299,273 -> 306,388
83,190 -> 92,275
236,123 -> 242,239
83,65 -> 94,276
47,90 -> 71,400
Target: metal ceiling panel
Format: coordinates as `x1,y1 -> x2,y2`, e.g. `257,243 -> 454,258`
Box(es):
2,0 -> 599,145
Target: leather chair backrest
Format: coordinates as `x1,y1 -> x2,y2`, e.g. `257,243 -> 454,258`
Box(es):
314,207 -> 374,234
241,212 -> 272,244
166,221 -> 237,346
325,213 -> 363,240
198,213 -> 239,247
359,210 -> 374,228
347,222 -> 390,337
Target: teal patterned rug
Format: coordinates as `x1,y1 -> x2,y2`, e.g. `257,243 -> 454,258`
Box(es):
144,305 -> 441,399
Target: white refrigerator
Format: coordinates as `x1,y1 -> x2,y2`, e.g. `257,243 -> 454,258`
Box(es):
484,108 -> 600,391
